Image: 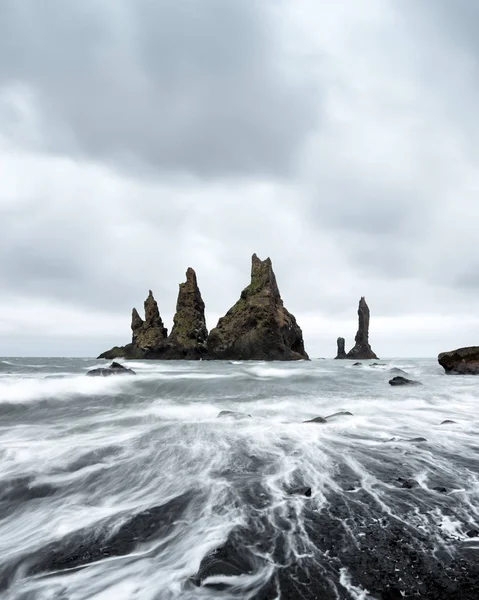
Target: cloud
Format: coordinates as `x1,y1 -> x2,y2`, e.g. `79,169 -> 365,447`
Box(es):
0,0 -> 479,357
0,0 -> 317,178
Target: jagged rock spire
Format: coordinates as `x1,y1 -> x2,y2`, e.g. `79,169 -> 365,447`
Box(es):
346,297 -> 378,359
167,268 -> 208,356
335,337 -> 347,359
130,290 -> 168,350
207,254 -> 309,361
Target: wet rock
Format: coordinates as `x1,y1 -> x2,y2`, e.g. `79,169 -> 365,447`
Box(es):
398,477 -> 419,489
389,376 -> 422,386
438,346 -> 479,375
303,416 -> 327,424
441,420 -> 457,425
346,297 -> 379,360
217,410 -> 252,419
207,254 -> 309,361
289,487 -> 312,497
433,486 -> 448,494
335,337 -> 347,359
408,437 -> 428,442
28,493 -> 192,576
466,529 -> 478,538
86,362 -> 136,377
352,362 -> 363,367
325,411 -> 353,420
371,362 -> 386,367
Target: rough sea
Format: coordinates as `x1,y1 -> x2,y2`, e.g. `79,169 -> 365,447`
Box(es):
0,357 -> 478,599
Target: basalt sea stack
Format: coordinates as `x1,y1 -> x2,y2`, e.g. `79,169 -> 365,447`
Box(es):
346,297 -> 379,360
335,337 -> 347,359
206,254 -> 308,361
438,346 -> 479,374
98,269 -> 208,360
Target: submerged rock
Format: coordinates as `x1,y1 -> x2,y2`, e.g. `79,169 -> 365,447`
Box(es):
438,346 -> 479,375
389,367 -> 408,375
441,420 -> 457,425
398,477 -> 419,489
289,487 -> 312,497
86,362 -> 136,377
303,416 -> 327,424
207,254 -> 309,361
346,297 -> 379,360
325,411 -> 353,420
216,410 -> 252,419
389,376 -> 422,386
335,337 -> 347,359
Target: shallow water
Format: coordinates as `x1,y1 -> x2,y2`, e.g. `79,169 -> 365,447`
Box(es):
0,357 -> 478,599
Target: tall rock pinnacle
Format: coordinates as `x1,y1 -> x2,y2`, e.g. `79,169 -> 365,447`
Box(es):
162,268 -> 208,358
207,254 -> 309,361
346,297 -> 378,360
335,337 -> 347,359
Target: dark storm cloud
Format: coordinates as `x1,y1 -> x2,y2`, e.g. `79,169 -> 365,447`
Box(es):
0,0 -> 317,177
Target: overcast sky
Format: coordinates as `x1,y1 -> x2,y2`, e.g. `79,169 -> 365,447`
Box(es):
1,0 -> 479,358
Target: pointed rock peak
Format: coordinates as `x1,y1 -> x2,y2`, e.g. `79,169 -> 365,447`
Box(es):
185,267 -> 197,284
335,337 -> 347,359
131,308 -> 144,332
144,290 -> 161,326
248,253 -> 280,299
167,268 -> 208,356
346,297 -> 378,360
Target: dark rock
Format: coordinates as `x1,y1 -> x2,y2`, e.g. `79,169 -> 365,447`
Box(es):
466,529 -> 478,538
86,362 -> 136,377
371,362 -> 386,367
216,410 -> 252,419
335,337 -> 347,359
408,437 -> 428,442
433,486 -> 448,494
303,416 -> 327,423
441,420 -> 457,425
325,411 -> 353,420
398,478 -> 419,489
207,254 -> 309,361
289,487 -> 312,497
389,376 -> 422,386
346,297 -> 379,360
352,362 -> 363,367
438,346 -> 479,374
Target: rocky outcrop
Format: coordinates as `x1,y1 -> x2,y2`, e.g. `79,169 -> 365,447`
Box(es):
335,337 -> 347,359
98,270 -> 208,360
389,376 -> 422,386
87,362 -> 136,377
159,268 -> 208,359
346,297 -> 379,360
438,346 -> 479,374
206,254 -> 308,361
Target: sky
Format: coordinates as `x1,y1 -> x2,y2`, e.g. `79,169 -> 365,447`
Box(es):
1,0 -> 479,358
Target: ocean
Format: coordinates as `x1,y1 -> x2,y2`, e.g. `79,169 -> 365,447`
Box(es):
0,357 -> 478,599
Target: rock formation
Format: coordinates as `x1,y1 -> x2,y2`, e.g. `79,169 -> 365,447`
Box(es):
87,362 -> 136,377
335,337 -> 347,359
206,254 -> 309,361
98,269 -> 208,360
154,268 -> 208,359
438,346 -> 479,374
389,376 -> 422,386
346,297 -> 379,360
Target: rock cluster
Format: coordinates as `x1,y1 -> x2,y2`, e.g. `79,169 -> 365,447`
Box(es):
98,255 -> 308,361
438,346 -> 479,375
335,297 -> 379,360
99,268 -> 208,360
